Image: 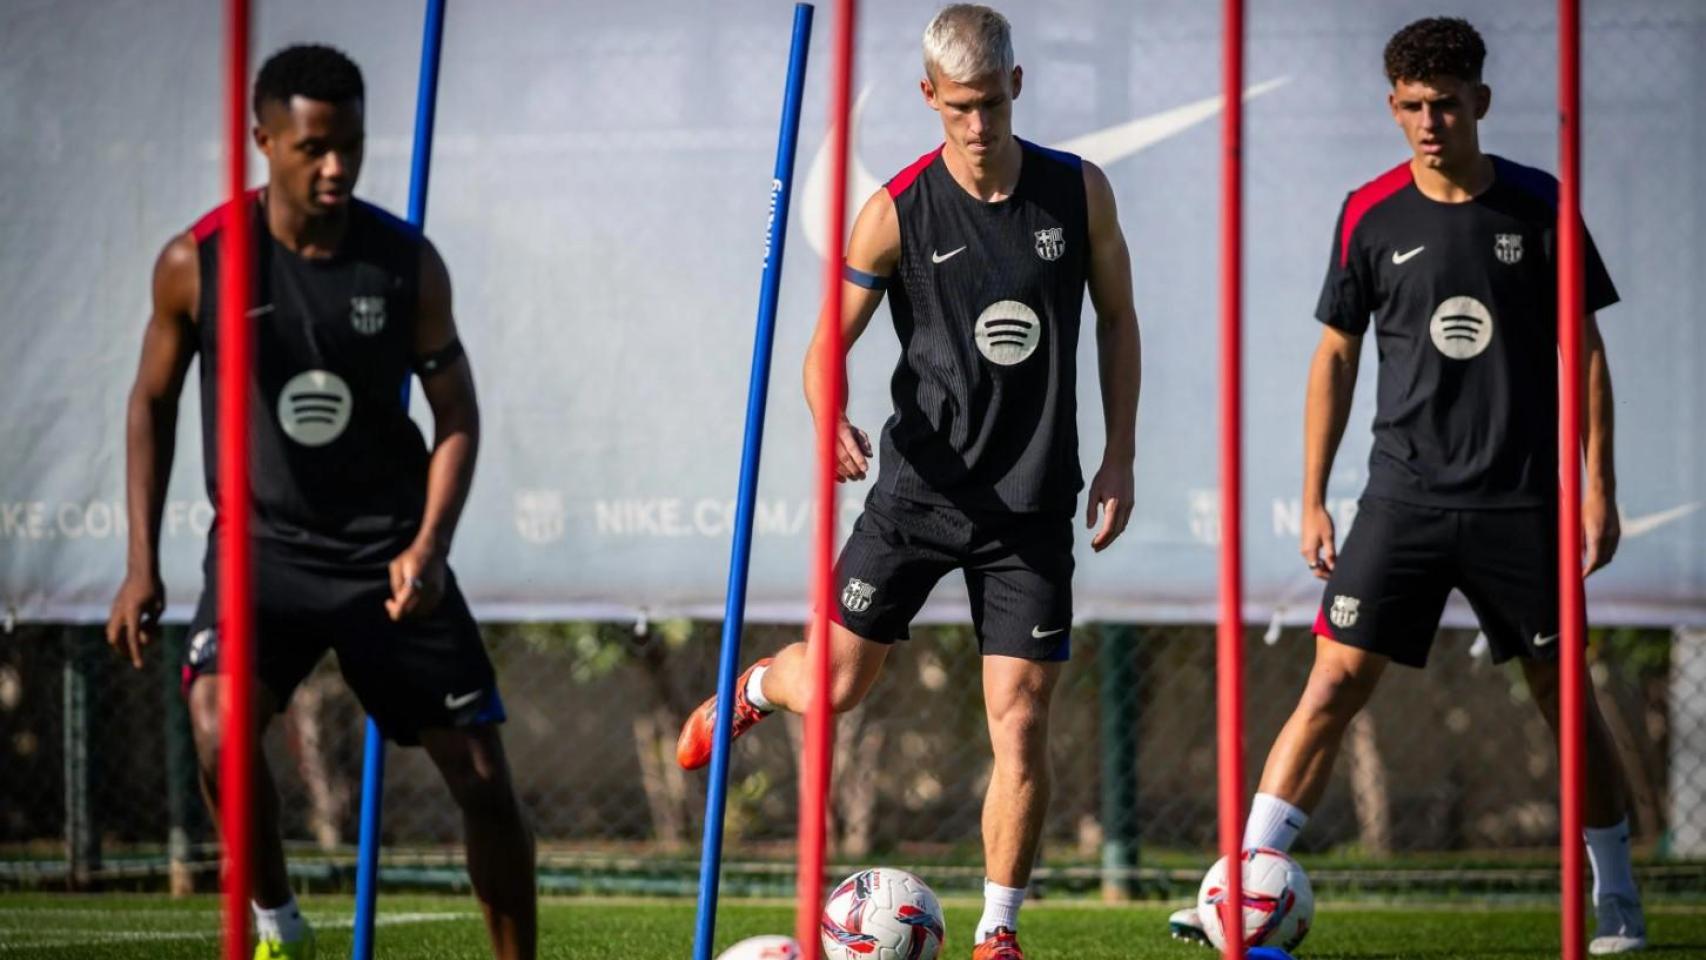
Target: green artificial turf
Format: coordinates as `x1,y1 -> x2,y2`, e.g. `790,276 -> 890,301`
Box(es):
2,893 -> 1703,959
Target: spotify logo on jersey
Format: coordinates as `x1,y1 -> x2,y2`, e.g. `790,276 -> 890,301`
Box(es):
277,370 -> 352,446
1429,296 -> 1494,360
974,300 -> 1041,366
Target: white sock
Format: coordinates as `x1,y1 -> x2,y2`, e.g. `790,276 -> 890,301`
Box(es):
1243,793 -> 1309,852
1584,819 -> 1638,906
744,663 -> 775,713
975,879 -> 1025,943
252,894 -> 307,941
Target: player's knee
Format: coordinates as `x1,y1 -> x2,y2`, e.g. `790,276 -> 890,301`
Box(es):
1522,661 -> 1561,712
187,681 -> 223,774
987,699 -> 1050,757
1298,666 -> 1375,723
827,670 -> 874,713
448,766 -> 521,824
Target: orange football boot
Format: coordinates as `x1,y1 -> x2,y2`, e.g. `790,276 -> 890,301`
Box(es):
676,658 -> 775,770
972,927 -> 1025,960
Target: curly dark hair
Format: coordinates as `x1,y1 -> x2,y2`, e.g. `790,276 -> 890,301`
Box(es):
253,44 -> 364,119
1383,17 -> 1486,85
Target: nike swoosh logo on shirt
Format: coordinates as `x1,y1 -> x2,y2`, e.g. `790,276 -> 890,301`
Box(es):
1031,626 -> 1067,639
1392,246 -> 1426,264
932,246 -> 967,264
444,690 -> 482,710
801,77 -> 1292,258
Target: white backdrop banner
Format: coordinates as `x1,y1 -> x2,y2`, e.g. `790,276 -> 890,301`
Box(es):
1,0 -> 1700,625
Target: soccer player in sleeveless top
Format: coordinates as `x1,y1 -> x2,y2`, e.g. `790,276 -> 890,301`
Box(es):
104,47 -> 536,960
1166,19 -> 1644,954
676,7 -> 1143,957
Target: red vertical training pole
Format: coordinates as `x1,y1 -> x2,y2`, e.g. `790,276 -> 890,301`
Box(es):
1217,1 -> 1246,959
218,1 -> 254,959
1556,1 -> 1586,958
797,0 -> 856,955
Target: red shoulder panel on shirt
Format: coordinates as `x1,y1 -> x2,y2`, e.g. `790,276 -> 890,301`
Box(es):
885,146 -> 945,199
1339,162 -> 1412,267
189,189 -> 263,243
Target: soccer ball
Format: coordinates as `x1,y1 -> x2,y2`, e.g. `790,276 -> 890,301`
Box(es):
821,867 -> 946,960
716,935 -> 802,960
1197,847 -> 1314,951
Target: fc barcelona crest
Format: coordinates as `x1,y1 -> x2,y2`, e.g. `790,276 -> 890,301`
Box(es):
349,295 -> 387,335
841,578 -> 876,614
1033,227 -> 1065,262
1494,233 -> 1523,265
1329,595 -> 1361,629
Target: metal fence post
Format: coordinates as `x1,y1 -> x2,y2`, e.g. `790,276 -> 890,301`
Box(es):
1669,627 -> 1706,857
1099,624 -> 1139,900
63,626 -> 101,890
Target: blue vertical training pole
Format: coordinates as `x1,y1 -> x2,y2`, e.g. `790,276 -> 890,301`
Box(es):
352,2 -> 447,958
404,0 -> 447,228
691,5 -> 814,958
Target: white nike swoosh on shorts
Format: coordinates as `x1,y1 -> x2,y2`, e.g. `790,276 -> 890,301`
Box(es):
1031,626 -> 1067,639
444,690 -> 482,710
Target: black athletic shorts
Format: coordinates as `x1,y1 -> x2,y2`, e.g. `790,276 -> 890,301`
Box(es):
184,543 -> 504,745
1315,497 -> 1560,668
831,490 -> 1074,661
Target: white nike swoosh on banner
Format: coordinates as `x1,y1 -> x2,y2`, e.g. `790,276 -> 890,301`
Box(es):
1051,76 -> 1291,165
801,77 -> 1292,259
1621,502 -> 1701,539
801,87 -> 884,259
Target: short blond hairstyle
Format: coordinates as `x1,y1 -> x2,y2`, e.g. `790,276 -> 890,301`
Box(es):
922,5 -> 1014,83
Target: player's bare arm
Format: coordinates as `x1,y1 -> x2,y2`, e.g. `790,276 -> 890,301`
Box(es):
1300,325 -> 1361,579
1081,160 -> 1140,552
106,232 -> 200,668
387,238 -> 479,622
803,187 -> 900,483
1582,311 -> 1619,575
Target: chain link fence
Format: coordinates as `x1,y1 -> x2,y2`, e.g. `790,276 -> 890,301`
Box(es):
4,619 -> 1703,901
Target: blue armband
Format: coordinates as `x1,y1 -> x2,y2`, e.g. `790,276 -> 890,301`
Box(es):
842,263 -> 891,290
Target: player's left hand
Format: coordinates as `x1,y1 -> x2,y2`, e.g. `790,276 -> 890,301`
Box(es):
1086,459 -> 1135,552
1582,487 -> 1620,576
387,542 -> 447,621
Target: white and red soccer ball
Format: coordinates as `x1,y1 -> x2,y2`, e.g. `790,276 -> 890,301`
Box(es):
820,867 -> 947,960
1197,847 -> 1315,952
716,935 -> 802,960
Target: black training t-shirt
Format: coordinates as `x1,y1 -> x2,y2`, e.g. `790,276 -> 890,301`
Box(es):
1316,155 -> 1618,509
874,138 -> 1090,516
191,191 -> 431,561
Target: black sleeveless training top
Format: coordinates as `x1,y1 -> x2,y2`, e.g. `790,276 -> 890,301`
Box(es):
874,138 -> 1090,517
190,191 -> 430,561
